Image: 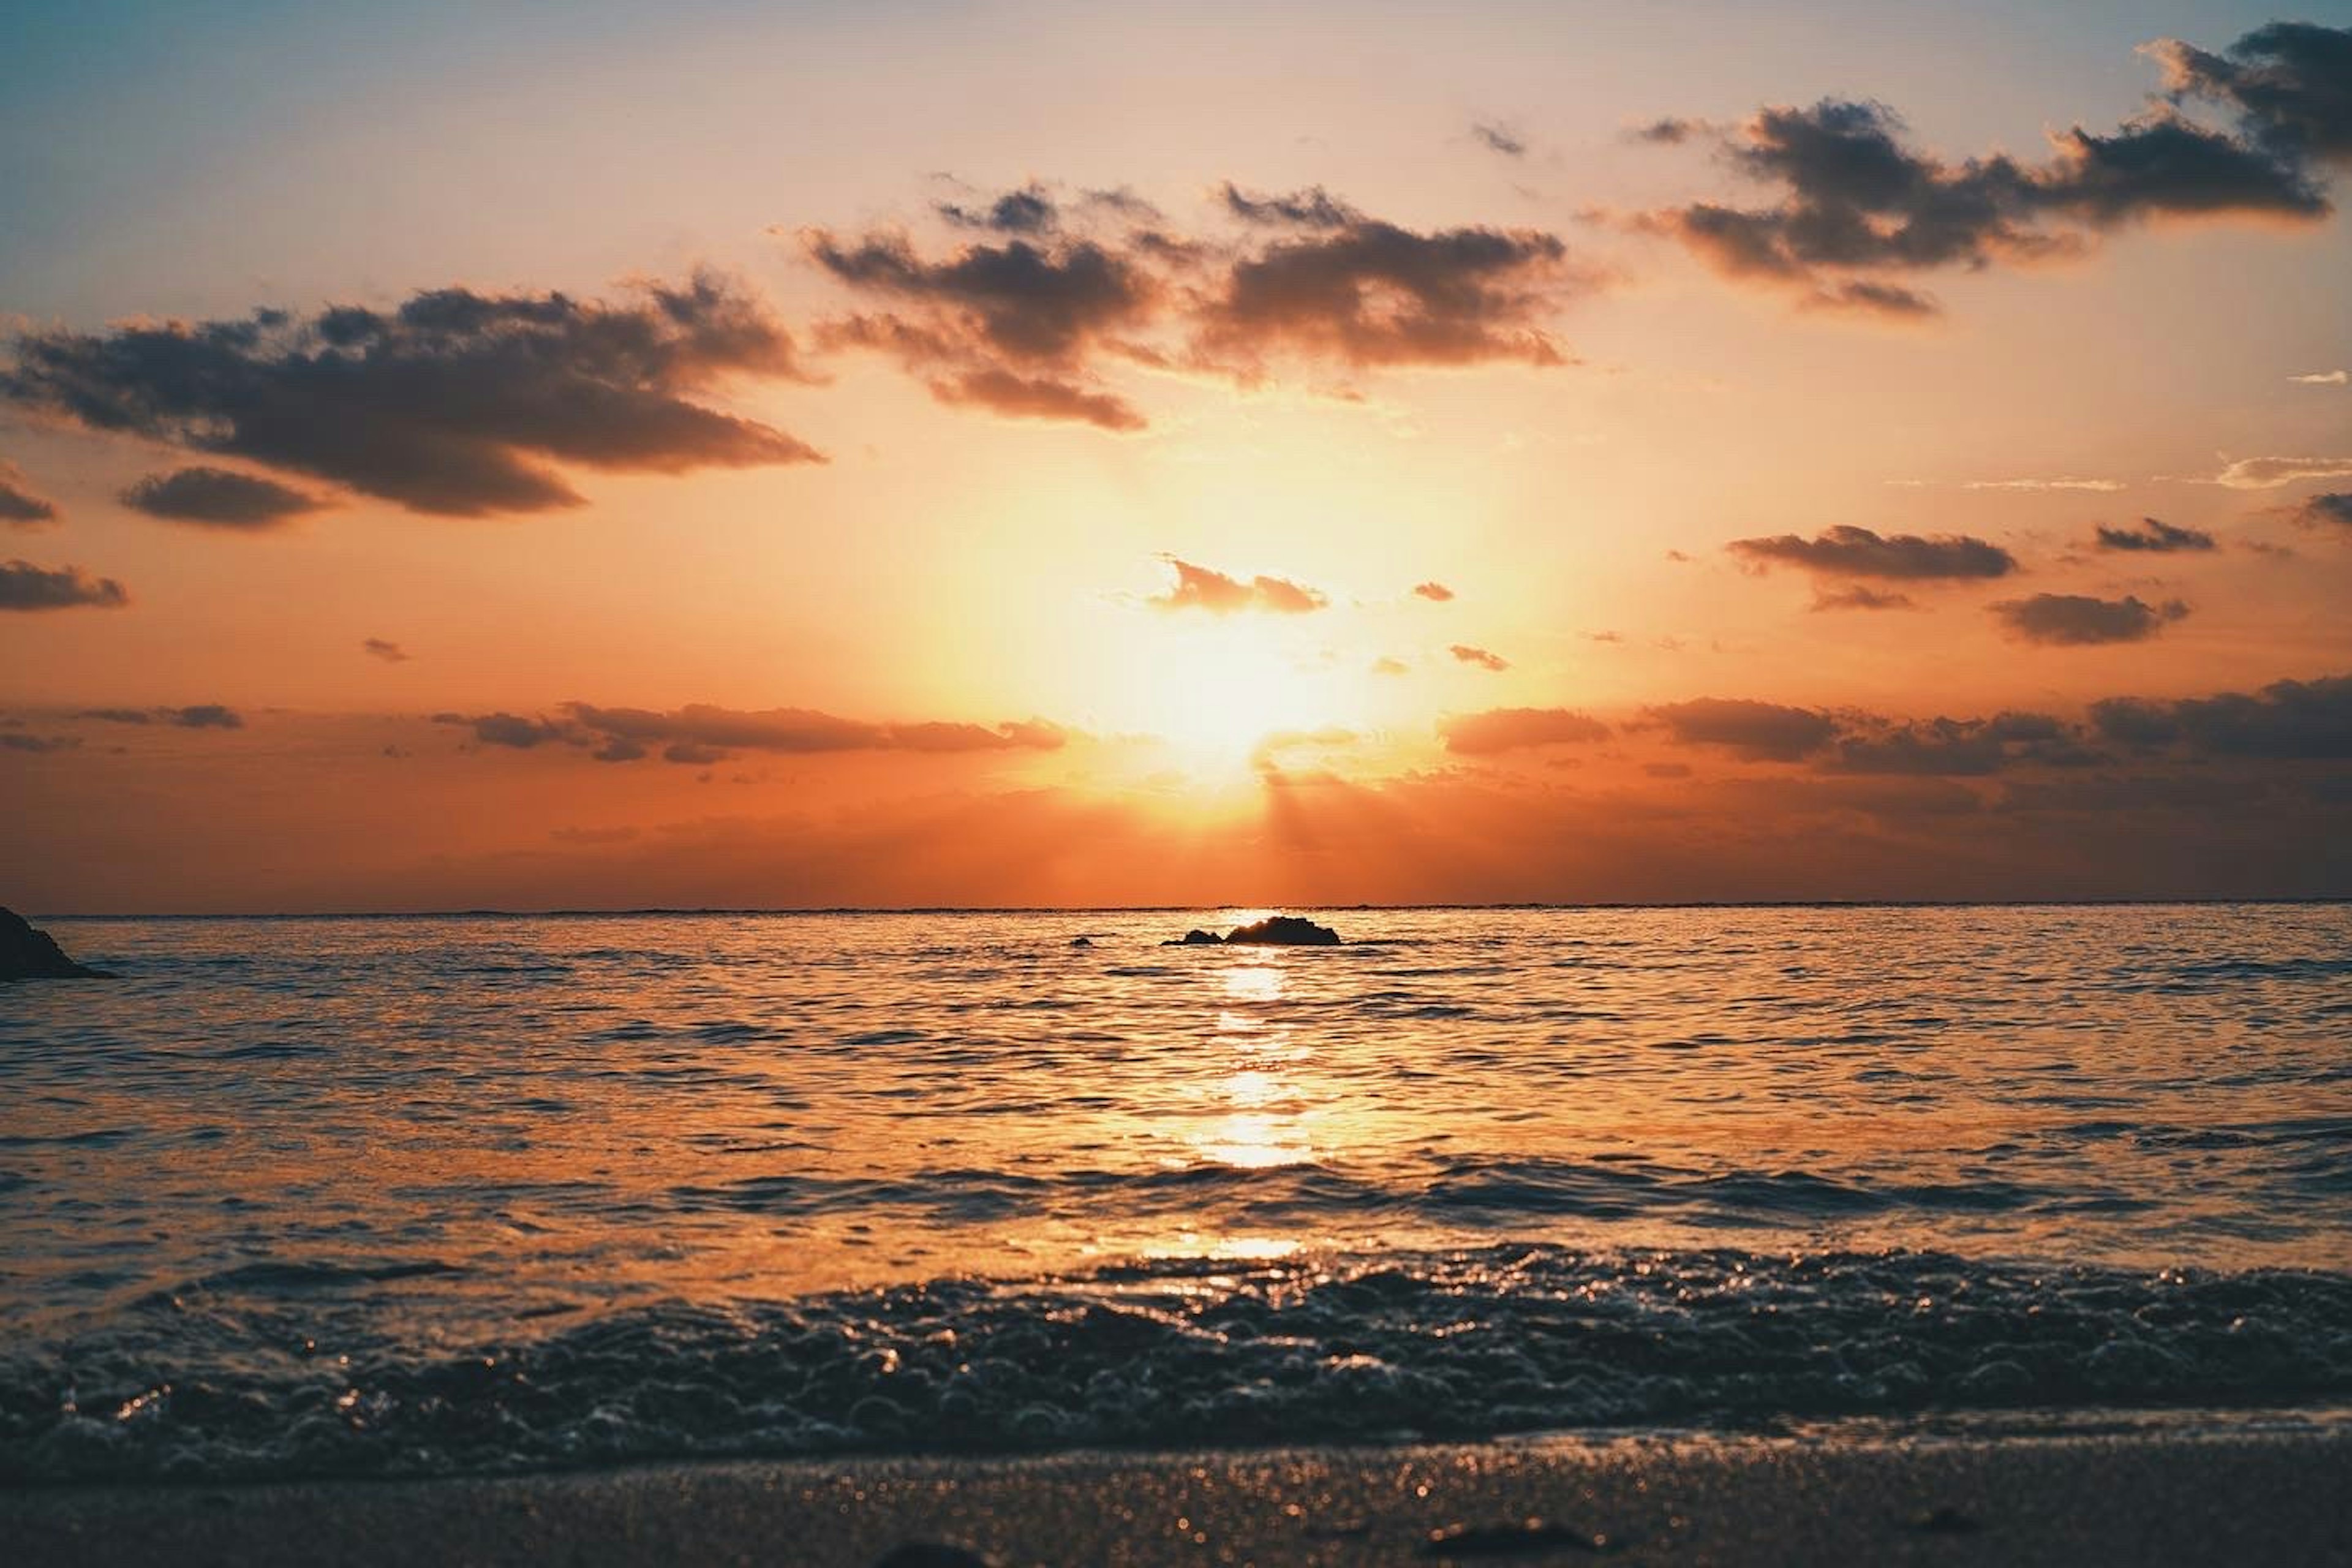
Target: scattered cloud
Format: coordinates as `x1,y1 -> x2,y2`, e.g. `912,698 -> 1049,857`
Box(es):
435,703 -> 1069,763
2209,455 -> 2352,489
0,460 -> 59,527
2091,671 -> 2352,760
362,638 -> 412,663
1991,592 -> 2189,644
1730,524 -> 2017,581
1629,24 -> 2348,316
1449,643 -> 1509,671
120,466 -> 328,529
2294,492 -> 2352,530
4,271 -> 821,517
927,368 -> 1146,431
1812,585 -> 1917,611
936,181 -> 1059,234
0,559 -> 127,611
0,733 -> 78,754
2288,369 -> 2347,385
433,711 -> 570,749
1961,477 -> 2126,492
1648,697 -> 1838,760
1371,655 -> 1411,676
1218,183 -> 1360,229
1412,580 -> 1455,601
1471,121 -> 1528,159
2094,516 -> 2215,552
1148,556 -> 1327,614
78,704 -> 244,728
1830,711 -> 2094,775
1439,706 -> 1610,753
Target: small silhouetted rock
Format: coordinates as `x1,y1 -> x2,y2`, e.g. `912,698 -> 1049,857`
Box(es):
1225,914 -> 1341,946
0,908 -> 111,981
1069,936 -> 1093,948
1423,1516 -> 1618,1555
1164,928 -> 1224,946
870,1545 -> 995,1568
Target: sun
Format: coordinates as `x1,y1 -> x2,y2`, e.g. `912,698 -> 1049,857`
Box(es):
1134,618 -> 1360,777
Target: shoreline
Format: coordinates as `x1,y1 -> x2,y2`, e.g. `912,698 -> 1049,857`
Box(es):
10,1423 -> 2351,1567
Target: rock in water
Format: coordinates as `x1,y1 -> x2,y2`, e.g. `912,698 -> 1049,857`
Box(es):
1224,914 -> 1342,946
0,907 -> 111,980
1163,928 -> 1225,946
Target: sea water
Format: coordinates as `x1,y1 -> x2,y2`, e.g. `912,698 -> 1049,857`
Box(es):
3,904 -> 2348,1481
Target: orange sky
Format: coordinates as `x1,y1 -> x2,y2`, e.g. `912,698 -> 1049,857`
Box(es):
3,4 -> 2349,911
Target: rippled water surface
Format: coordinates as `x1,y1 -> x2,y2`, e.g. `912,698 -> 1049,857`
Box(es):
4,905 -> 2350,1480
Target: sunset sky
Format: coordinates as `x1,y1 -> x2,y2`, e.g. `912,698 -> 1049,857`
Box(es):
4,1 -> 2349,911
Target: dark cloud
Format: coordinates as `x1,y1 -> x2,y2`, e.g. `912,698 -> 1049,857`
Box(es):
1439,706 -> 1610,753
0,732 -> 78,753
563,702 -> 1068,763
1633,28 -> 2344,315
1992,593 -> 2189,645
434,711 -> 571,749
927,368 -> 1145,431
4,271 -> 821,517
1729,524 -> 2018,581
937,181 -> 1058,234
1148,556 -> 1327,614
1632,118 -> 1702,145
0,460 -> 59,526
1218,183 -> 1362,229
1196,219 -> 1574,372
2150,22 -> 2352,166
1648,698 -> 1837,760
2095,516 -> 2216,552
2090,673 -> 2352,760
1831,712 -> 2095,775
1812,585 -> 1917,611
0,559 -> 127,611
120,466 -> 327,529
78,704 -> 243,728
1472,122 -> 1527,159
1449,643 -> 1510,671
362,637 -> 411,663
2296,492 -> 2352,530
805,232 -> 1157,365
1411,580 -> 1456,601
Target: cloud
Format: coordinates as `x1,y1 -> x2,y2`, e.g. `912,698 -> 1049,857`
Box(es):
2288,369 -> 2348,385
564,702 -> 1068,763
1218,183 -> 1362,229
362,638 -> 411,663
936,181 -> 1059,234
119,466 -> 328,529
1471,122 -> 1527,159
1961,477 -> 2126,492
1991,593 -> 2189,645
0,460 -> 59,527
805,230 -> 1158,365
0,559 -> 127,611
434,711 -> 571,749
79,704 -> 244,728
1439,706 -> 1610,753
1648,697 -> 1836,760
1728,524 -> 2018,581
1148,556 -> 1327,614
2209,455 -> 2352,489
1195,218 -> 1575,372
1371,655 -> 1411,676
4,271 -> 821,517
1631,26 -> 2345,315
2094,516 -> 2215,552
927,368 -> 1146,431
1812,585 -> 1917,611
1831,712 -> 2094,775
2091,672 -> 2352,760
1449,644 -> 1509,671
2295,492 -> 2352,530
1412,580 -> 1456,601
0,733 -> 77,754
2148,22 -> 2352,166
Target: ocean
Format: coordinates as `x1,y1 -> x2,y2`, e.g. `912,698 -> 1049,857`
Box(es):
4,904 -> 2350,1484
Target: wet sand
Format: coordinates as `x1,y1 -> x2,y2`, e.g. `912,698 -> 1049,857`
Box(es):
10,1423 -> 2351,1567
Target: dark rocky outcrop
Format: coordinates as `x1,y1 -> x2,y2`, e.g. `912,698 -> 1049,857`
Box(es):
0,908 -> 111,979
1163,914 -> 1342,947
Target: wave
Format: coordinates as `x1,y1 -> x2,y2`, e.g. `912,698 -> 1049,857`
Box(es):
7,1243 -> 2348,1484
